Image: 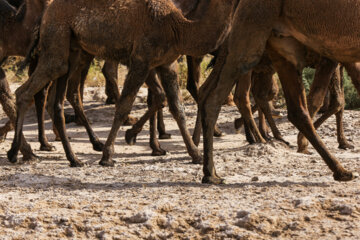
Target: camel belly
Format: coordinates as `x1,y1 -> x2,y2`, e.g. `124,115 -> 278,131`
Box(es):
279,0 -> 360,62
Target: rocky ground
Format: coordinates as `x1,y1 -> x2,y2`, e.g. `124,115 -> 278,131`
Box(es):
0,86 -> 359,239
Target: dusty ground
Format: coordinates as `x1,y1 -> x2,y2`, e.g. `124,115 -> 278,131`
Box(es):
0,86 -> 360,240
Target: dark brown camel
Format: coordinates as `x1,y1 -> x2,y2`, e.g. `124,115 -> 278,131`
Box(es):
0,0 -> 51,161
9,0 -> 239,167
197,0 -> 360,184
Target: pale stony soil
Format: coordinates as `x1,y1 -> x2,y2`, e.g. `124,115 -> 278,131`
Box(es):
0,86 -> 360,240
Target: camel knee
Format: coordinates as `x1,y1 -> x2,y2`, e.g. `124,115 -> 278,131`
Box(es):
287,108 -> 310,128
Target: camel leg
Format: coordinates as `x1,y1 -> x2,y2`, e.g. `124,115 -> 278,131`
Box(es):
258,108 -> 271,140
148,89 -> 166,156
65,53 -> 104,152
252,71 -> 289,145
156,63 -> 202,164
269,49 -> 355,181
311,67 -> 353,150
343,63 -> 360,96
0,120 -> 12,142
0,67 -> 36,161
187,55 -> 223,137
103,61 -> 120,105
297,59 -> 337,154
234,104 -> 258,133
99,57 -> 150,167
157,108 -> 171,139
8,25 -> 73,164
28,58 -> 55,151
124,71 -> 165,146
233,75 -> 266,144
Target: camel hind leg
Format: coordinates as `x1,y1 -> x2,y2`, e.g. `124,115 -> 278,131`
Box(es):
7,24 -> 71,163
268,47 -> 355,181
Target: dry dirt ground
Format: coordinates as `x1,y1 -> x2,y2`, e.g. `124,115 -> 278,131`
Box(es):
0,86 -> 360,240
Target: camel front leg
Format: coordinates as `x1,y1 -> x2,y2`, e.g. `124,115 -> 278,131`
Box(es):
157,63 -> 202,164
269,49 -> 356,181
103,61 -> 120,105
99,57 -> 150,166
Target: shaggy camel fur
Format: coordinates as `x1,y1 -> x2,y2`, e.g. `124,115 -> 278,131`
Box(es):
8,0 -> 239,167
198,0 -> 360,184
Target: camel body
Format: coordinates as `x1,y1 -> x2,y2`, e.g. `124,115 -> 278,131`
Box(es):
8,0 -> 238,166
198,0 -> 360,184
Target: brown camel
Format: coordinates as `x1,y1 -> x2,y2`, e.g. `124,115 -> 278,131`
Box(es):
0,0 -> 51,160
8,0 -> 239,167
197,0 -> 360,184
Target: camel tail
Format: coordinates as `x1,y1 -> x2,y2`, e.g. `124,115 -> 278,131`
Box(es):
17,18 -> 41,73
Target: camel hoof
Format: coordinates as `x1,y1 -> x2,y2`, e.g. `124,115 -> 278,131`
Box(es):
234,118 -> 243,131
151,148 -> 167,156
23,152 -> 39,162
202,176 -> 226,184
124,115 -> 138,126
40,144 -> 56,151
93,141 -> 104,152
297,148 -> 312,155
333,171 -> 358,182
191,155 -> 203,164
0,133 -> 7,143
105,97 -> 116,105
99,159 -> 115,167
159,133 -> 171,139
7,148 -> 18,163
338,143 -> 355,150
214,127 -> 223,137
70,160 -> 84,167
125,130 -> 137,145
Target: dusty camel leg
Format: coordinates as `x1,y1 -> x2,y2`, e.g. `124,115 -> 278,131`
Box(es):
157,108 -> 171,139
234,104 -> 258,132
0,67 -> 36,161
99,57 -> 150,167
157,63 -> 202,164
186,56 -> 223,137
28,58 -> 56,151
125,71 -> 165,146
0,120 -> 12,142
233,76 -> 266,144
251,70 -> 289,145
103,61 -> 120,105
258,108 -> 271,140
148,89 -> 166,156
8,25 -> 75,164
65,53 -> 104,152
311,67 -> 353,149
297,59 -> 337,154
102,61 -> 137,126
52,73 -> 84,167
269,49 -> 355,181
199,48 -> 239,184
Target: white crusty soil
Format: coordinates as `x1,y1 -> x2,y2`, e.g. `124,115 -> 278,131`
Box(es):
0,86 -> 359,239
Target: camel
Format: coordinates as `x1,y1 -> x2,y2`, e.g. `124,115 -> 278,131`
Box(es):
8,0 -> 240,167
197,0 -> 360,184
0,0 -> 51,161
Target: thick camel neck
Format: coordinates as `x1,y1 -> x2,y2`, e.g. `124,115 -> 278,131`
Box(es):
178,0 -> 238,56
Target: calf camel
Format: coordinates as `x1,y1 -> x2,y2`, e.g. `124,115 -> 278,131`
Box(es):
198,0 -> 360,184
8,0 -> 240,167
0,0 -> 50,160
